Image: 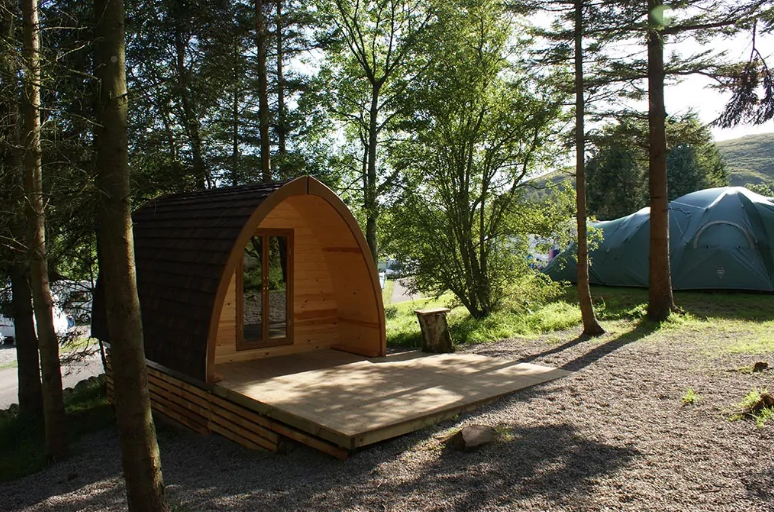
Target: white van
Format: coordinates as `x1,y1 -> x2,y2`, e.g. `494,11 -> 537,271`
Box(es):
0,286 -> 72,344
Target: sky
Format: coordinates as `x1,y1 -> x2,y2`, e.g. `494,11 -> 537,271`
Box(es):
528,5 -> 774,143
661,27 -> 773,142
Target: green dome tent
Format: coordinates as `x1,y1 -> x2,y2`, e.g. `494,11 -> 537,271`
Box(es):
544,187 -> 774,291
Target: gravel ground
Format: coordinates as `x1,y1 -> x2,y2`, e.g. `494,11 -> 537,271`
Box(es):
0,345 -> 16,367
2,327 -> 773,511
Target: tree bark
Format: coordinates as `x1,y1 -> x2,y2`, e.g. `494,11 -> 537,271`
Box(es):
94,0 -> 169,509
256,0 -> 271,182
231,39 -> 240,187
276,0 -> 286,169
415,308 -> 454,353
0,0 -> 42,421
647,0 -> 675,321
22,0 -> 67,458
574,0 -> 605,336
12,265 -> 43,419
173,28 -> 206,190
365,86 -> 380,263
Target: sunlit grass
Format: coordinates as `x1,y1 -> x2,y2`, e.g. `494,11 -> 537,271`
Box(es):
385,283 -> 774,354
382,278 -> 395,306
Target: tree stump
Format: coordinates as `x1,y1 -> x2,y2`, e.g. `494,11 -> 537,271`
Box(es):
414,307 -> 453,353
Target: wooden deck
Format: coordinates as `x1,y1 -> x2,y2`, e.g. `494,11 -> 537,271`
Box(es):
214,349 -> 570,450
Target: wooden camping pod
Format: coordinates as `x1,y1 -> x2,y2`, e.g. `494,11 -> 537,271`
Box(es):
94,176 -> 569,457
92,176 -> 386,384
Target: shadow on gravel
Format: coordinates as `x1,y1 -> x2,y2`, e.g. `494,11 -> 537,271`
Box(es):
559,320 -> 660,372
141,422 -> 640,512
514,319 -> 659,373
2,413 -> 639,511
744,462 -> 774,504
236,423 -> 639,511
1,429 -> 125,512
422,423 -> 639,511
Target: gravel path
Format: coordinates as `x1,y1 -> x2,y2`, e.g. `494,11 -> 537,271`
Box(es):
2,327 -> 773,511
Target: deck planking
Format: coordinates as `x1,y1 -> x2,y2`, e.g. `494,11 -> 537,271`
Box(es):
214,349 -> 570,450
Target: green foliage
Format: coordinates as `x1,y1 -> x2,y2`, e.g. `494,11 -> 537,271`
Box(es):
0,375 -> 113,482
310,0 -> 435,257
681,388 -> 699,405
744,182 -> 774,197
385,0 -> 570,319
587,140 -> 647,220
587,114 -> 729,219
385,274 -> 577,348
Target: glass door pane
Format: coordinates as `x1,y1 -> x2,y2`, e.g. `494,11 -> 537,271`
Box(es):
267,235 -> 288,340
242,236 -> 263,342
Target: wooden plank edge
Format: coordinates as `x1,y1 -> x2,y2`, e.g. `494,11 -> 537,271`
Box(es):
147,371 -> 280,446
212,385 -> 353,449
207,401 -> 280,444
149,389 -> 208,430
150,400 -> 209,435
148,382 -> 210,422
208,423 -> 266,451
212,385 -> 353,455
148,373 -> 211,410
207,415 -> 278,452
110,353 -> 351,458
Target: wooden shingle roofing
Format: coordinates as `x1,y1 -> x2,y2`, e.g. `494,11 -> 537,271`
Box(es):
94,180 -> 289,381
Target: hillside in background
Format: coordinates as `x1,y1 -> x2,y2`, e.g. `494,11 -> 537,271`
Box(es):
530,132 -> 774,193
717,133 -> 774,187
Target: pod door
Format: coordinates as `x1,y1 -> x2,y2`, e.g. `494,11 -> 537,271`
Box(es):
237,229 -> 293,349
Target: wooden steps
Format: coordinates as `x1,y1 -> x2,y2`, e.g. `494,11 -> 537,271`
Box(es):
104,346 -> 348,460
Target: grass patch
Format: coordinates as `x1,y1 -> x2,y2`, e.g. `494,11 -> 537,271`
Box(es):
386,282 -> 774,352
382,279 -> 395,306
730,389 -> 774,428
0,375 -> 114,482
681,388 -> 699,405
0,360 -> 17,370
60,335 -> 99,354
385,292 -> 582,348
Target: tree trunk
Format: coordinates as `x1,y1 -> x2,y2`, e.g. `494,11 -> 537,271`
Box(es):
174,29 -> 206,190
415,308 -> 453,353
365,87 -> 379,263
647,0 -> 675,321
256,0 -> 271,182
0,0 -> 42,421
574,0 -> 604,336
276,0 -> 286,169
94,0 -> 169,509
231,40 -> 240,187
12,266 -> 43,419
22,0 -> 67,459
